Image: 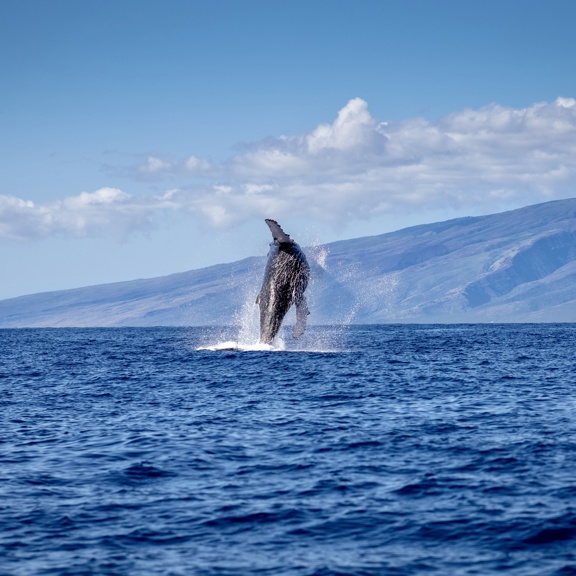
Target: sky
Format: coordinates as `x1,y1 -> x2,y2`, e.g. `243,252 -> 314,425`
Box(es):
1,0 -> 576,300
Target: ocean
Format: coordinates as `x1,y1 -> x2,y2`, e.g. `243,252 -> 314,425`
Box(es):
1,324 -> 576,575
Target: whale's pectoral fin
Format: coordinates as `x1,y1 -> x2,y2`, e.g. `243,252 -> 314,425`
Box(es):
265,219 -> 292,244
256,292 -> 261,305
293,295 -> 310,339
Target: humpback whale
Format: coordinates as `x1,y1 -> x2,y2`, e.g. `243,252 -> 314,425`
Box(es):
256,219 -> 310,344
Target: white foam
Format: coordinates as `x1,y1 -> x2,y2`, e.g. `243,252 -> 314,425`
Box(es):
197,340 -> 277,352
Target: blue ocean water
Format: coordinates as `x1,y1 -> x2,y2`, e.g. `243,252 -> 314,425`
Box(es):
2,324 -> 576,575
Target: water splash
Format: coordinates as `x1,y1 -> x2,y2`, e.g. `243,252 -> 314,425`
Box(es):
236,289 -> 261,346
308,242 -> 329,271
195,237 -> 355,352
197,341 -> 275,352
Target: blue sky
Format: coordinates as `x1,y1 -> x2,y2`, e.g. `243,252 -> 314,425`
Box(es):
1,0 -> 576,300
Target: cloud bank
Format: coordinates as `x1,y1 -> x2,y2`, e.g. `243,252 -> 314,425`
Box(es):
2,97 -> 576,240
0,188 -> 155,241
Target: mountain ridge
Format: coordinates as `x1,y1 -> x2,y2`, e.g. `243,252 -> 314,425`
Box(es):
2,198 -> 576,327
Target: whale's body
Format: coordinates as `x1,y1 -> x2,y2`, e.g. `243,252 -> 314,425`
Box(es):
257,219 -> 310,344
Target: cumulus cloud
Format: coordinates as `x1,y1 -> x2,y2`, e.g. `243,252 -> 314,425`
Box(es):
0,188 -> 156,241
3,97 -> 576,240
138,156 -> 173,174
306,97 -> 378,153
168,96 -> 576,227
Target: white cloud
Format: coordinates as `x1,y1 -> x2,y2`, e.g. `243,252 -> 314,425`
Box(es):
3,97 -> 576,240
126,154 -> 213,181
306,97 -> 378,153
169,96 -> 576,226
138,155 -> 173,174
185,155 -> 211,173
0,188 -> 155,241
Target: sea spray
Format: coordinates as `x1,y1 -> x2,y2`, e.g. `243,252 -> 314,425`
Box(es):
197,236 -> 356,351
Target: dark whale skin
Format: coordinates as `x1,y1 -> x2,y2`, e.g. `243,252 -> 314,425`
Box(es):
257,220 -> 310,344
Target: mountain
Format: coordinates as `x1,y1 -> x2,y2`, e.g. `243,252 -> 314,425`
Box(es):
2,198 -> 576,327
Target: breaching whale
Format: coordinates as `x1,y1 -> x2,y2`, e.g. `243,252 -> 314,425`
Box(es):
256,219 -> 310,344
